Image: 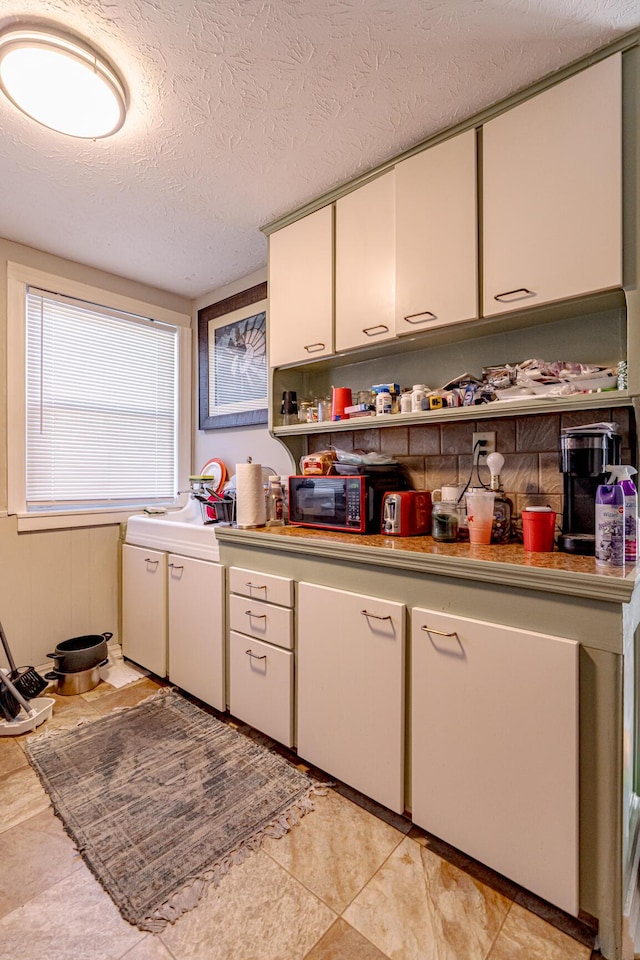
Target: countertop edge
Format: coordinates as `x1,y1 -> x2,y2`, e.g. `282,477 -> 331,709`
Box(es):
214,527 -> 637,603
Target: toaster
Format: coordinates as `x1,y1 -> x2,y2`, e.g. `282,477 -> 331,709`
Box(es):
381,491 -> 432,536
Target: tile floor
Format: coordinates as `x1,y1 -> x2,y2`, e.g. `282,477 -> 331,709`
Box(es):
0,675 -> 599,960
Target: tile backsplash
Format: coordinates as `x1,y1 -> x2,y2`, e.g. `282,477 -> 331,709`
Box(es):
307,405 -> 635,519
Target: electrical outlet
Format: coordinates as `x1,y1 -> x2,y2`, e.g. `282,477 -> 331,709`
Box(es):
472,431 -> 496,456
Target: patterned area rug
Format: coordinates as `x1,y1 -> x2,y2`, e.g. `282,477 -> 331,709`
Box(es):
26,689 -> 319,931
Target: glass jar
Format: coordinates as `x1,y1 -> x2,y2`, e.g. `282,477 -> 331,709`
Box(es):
265,476 -> 285,527
298,400 -> 311,423
317,396 -> 332,422
491,492 -> 513,543
431,501 -> 459,542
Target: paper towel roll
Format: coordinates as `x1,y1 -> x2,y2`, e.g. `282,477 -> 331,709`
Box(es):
235,463 -> 266,528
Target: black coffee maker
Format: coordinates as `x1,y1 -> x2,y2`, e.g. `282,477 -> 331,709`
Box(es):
558,427 -> 621,554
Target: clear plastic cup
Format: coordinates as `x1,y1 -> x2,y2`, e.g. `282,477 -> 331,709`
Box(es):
465,491 -> 496,545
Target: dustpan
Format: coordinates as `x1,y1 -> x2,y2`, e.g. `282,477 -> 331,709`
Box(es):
0,619 -> 48,699
0,669 -> 53,736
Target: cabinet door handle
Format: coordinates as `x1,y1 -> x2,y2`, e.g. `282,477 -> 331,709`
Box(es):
304,342 -> 325,353
362,324 -> 389,337
421,625 -> 460,639
361,610 -> 392,621
245,581 -> 267,593
144,558 -> 159,566
493,287 -> 535,303
404,310 -> 437,324
245,610 -> 267,619
245,649 -> 267,661
168,563 -> 184,570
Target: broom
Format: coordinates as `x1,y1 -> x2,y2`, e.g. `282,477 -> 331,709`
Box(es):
0,619 -> 48,699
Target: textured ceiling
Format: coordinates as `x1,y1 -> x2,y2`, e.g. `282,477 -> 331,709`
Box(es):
0,0 -> 639,299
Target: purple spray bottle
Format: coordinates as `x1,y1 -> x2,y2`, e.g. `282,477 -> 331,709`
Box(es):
595,482 -> 625,566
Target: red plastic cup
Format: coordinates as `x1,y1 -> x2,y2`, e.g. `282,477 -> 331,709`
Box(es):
331,387 -> 352,421
522,508 -> 556,552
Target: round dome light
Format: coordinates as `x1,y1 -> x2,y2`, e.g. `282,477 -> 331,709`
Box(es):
0,25 -> 126,138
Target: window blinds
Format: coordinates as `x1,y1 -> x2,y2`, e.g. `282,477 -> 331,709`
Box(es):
26,287 -> 178,510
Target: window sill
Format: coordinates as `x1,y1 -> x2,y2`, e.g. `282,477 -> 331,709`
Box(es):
13,507 -> 179,532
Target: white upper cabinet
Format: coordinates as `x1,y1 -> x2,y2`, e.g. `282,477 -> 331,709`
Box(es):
268,205 -> 334,367
335,170 -> 396,351
395,129 -> 478,335
483,54 -> 622,316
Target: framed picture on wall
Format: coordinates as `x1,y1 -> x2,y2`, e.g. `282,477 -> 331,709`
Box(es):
198,282 -> 268,430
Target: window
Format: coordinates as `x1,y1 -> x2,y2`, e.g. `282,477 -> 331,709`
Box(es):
7,263 -> 191,529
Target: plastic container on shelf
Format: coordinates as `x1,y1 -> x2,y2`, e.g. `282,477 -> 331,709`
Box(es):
375,388 -> 392,415
411,384 -> 427,412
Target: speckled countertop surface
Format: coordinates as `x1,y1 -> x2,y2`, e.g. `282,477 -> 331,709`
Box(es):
215,524 -> 640,602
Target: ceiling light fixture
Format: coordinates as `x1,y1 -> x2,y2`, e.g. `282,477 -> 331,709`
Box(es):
0,24 -> 126,138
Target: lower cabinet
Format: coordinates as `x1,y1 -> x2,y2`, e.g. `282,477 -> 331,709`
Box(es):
122,544 -> 167,676
228,566 -> 295,746
229,632 -> 294,745
411,606 -> 579,915
122,543 -> 225,710
168,555 -> 225,711
297,582 -> 406,813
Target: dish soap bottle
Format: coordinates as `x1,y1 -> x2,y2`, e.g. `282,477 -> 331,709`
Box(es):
606,465 -> 638,562
486,452 -> 513,543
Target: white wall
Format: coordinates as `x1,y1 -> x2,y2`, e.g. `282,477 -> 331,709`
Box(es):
0,237 -> 192,666
192,268 -> 295,480
0,242 -> 288,669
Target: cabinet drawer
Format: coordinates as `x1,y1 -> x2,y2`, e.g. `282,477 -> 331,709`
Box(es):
229,567 -> 294,607
229,632 -> 294,747
229,595 -> 293,649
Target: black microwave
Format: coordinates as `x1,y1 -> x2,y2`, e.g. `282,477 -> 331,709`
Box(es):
288,473 -> 404,533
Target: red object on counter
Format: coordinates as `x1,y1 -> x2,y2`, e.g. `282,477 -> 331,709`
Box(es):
381,491 -> 432,536
522,508 -> 556,552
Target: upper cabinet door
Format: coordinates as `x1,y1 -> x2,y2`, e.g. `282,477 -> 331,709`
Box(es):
483,54 -> 622,317
395,129 -> 478,336
268,205 -> 334,367
335,171 -> 396,352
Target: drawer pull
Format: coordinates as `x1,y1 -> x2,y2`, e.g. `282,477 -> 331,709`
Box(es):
168,563 -> 184,570
421,626 -> 460,639
144,558 -> 159,566
361,610 -> 392,621
304,342 -> 325,353
245,649 -> 267,662
404,310 -> 437,324
363,324 -> 389,337
245,610 -> 267,620
493,287 -> 535,303
245,581 -> 267,593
